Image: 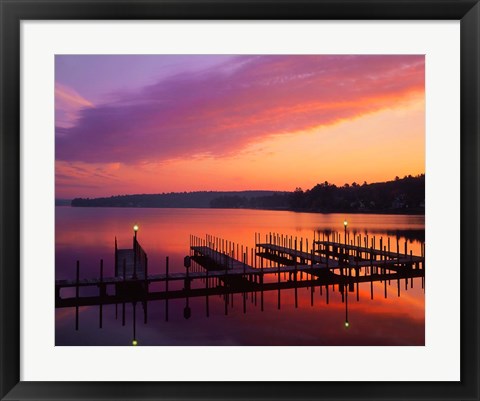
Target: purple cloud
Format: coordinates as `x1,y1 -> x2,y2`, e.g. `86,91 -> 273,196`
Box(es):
56,55 -> 424,164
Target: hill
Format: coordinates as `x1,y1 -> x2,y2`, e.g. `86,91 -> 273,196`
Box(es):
70,175 -> 425,214
71,190 -> 284,208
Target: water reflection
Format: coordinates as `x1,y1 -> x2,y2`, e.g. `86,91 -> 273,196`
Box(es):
56,207 -> 425,346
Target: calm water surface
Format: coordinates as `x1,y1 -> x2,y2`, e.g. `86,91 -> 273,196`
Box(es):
56,207 -> 425,346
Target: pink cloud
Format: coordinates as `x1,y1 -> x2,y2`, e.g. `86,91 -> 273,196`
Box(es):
56,55 -> 424,164
55,83 -> 94,129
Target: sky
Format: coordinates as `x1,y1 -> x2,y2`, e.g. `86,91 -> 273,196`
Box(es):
55,55 -> 425,199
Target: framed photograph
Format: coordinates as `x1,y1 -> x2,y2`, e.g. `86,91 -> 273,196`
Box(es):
1,0 -> 479,400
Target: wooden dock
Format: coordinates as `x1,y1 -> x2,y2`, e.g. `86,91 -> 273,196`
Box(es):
114,234 -> 148,279
54,228 -> 426,334
190,245 -> 251,271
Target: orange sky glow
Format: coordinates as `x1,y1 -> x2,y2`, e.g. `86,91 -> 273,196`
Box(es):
55,55 -> 425,199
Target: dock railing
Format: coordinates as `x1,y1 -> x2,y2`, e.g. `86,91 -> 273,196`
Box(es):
133,235 -> 148,278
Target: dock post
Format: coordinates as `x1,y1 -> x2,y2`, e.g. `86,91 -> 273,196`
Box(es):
144,254 -> 148,292
121,258 -> 126,326
133,302 -> 137,342
422,242 -> 425,269
370,248 -> 373,275
205,268 -> 209,318
76,260 -> 80,297
277,257 -> 281,310
133,234 -> 137,280
260,273 -> 264,312
165,256 -> 169,322
185,257 -> 190,291
225,250 -> 228,276
99,259 -> 104,329
384,246 -> 388,281
294,237 -> 298,264
114,237 -> 118,275
75,260 -> 80,331
310,278 -> 314,307
243,254 -> 247,315
294,280 -> 298,309
294,257 -> 298,308
326,239 -> 329,268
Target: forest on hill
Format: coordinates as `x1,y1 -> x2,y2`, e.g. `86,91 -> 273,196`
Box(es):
209,175 -> 424,213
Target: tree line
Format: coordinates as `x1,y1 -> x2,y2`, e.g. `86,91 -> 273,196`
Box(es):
209,175 -> 425,214
71,190 -> 281,208
70,175 -> 424,214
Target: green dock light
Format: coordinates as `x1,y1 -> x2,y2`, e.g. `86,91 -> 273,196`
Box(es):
345,321 -> 350,329
132,339 -> 138,346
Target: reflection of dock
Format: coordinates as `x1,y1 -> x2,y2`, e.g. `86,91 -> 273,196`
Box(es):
55,227 -> 426,341
56,269 -> 424,308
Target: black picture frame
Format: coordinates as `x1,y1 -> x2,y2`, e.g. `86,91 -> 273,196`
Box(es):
1,0 -> 479,400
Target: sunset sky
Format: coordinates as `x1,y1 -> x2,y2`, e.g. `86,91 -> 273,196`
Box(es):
55,55 -> 425,199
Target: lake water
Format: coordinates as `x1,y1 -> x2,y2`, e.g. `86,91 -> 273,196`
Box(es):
55,207 -> 425,346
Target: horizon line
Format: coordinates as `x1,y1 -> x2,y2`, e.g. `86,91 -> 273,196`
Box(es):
56,173 -> 425,201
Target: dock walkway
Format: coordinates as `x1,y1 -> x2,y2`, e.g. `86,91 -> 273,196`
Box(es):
316,240 -> 424,262
191,245 -> 250,270
55,231 -> 425,309
256,243 -> 324,264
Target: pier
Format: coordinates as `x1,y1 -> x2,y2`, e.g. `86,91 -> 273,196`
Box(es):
55,227 -> 425,316
114,225 -> 148,279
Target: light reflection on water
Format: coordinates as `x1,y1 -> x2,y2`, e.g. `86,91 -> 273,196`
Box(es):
56,207 -> 425,346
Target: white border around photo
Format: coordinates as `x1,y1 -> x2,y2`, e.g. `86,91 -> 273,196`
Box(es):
20,20 -> 460,382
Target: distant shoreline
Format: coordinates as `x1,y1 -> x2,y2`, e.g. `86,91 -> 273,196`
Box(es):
60,175 -> 425,215
56,204 -> 424,216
